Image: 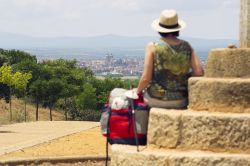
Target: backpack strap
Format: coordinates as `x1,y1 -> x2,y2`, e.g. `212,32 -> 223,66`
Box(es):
105,136 -> 109,166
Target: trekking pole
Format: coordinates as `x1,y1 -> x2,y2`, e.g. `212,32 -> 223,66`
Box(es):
130,98 -> 140,152
128,80 -> 139,152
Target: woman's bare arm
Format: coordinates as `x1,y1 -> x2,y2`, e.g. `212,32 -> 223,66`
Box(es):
191,50 -> 204,76
137,42 -> 155,93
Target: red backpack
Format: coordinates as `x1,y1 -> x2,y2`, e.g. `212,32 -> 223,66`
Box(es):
100,88 -> 149,145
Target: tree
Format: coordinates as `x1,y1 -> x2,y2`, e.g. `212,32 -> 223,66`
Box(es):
0,49 -> 36,108
29,80 -> 47,121
43,79 -> 63,121
0,64 -> 32,121
60,82 -> 79,120
12,71 -> 32,121
75,83 -> 97,110
0,84 -> 10,102
0,54 -> 8,66
41,59 -> 90,120
72,83 -> 98,121
5,49 -> 37,65
24,63 -> 52,121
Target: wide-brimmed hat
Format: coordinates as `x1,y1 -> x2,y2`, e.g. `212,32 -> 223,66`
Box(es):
152,10 -> 186,33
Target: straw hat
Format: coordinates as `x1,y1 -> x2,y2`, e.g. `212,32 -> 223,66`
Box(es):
152,10 -> 186,33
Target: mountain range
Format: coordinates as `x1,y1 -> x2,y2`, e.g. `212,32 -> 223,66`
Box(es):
0,32 -> 239,60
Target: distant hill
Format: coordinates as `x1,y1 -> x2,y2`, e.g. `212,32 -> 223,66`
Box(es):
0,32 -> 239,49
0,32 -> 239,60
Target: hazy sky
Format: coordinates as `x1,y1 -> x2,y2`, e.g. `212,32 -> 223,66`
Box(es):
0,0 -> 240,39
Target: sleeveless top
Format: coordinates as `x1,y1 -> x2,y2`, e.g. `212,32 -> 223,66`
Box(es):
147,39 -> 192,101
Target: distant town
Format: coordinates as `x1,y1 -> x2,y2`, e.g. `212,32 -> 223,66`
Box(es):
77,54 -> 144,77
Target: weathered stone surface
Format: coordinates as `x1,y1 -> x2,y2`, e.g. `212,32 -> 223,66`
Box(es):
205,48 -> 250,78
146,109 -> 181,148
188,77 -> 250,113
111,145 -> 250,166
147,109 -> 250,153
240,0 -> 250,48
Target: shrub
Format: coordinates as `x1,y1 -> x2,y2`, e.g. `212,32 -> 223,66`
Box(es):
76,109 -> 101,122
12,110 -> 28,122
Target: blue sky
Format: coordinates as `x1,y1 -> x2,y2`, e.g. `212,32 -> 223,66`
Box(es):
0,0 -> 239,39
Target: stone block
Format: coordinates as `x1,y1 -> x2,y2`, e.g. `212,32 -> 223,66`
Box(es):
205,48 -> 250,78
188,77 -> 250,113
111,145 -> 250,166
147,109 -> 250,153
240,0 -> 250,48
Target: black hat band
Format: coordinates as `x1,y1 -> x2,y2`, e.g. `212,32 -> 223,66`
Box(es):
159,23 -> 179,29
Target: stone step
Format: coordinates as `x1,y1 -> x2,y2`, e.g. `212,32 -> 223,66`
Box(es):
147,109 -> 250,154
111,145 -> 250,166
205,48 -> 250,78
188,77 -> 250,113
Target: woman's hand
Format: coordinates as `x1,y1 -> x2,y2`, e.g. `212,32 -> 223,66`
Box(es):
125,89 -> 139,99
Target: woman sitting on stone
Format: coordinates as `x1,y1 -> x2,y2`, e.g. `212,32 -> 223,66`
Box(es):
136,9 -> 204,109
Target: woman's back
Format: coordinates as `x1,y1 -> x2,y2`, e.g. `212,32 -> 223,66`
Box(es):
148,39 -> 192,101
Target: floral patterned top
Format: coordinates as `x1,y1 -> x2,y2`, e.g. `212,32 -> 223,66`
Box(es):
147,39 -> 192,101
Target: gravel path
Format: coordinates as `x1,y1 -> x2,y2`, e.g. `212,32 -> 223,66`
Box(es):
0,122 -> 111,165
0,121 -> 100,157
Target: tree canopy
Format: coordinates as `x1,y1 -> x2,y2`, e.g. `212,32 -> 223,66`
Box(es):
0,48 -> 139,122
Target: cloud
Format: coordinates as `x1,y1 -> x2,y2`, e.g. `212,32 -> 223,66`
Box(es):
137,0 -> 239,13
0,0 -> 240,39
102,0 -> 140,11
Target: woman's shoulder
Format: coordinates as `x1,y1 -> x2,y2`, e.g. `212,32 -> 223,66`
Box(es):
146,42 -> 157,50
147,42 -> 155,46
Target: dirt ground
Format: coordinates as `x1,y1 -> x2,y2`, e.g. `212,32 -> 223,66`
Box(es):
0,127 -> 109,161
30,161 -> 106,166
0,99 -> 65,125
0,100 -> 109,165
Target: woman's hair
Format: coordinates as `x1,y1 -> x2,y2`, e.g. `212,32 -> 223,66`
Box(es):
158,31 -> 179,37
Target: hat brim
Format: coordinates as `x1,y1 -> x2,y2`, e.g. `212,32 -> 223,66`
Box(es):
151,19 -> 186,33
